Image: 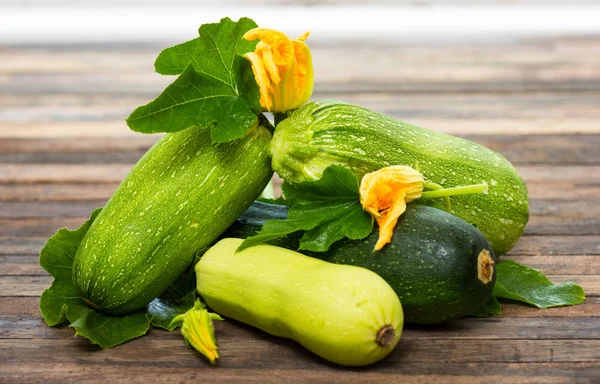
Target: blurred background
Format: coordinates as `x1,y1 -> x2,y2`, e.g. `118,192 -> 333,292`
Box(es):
1,0 -> 599,141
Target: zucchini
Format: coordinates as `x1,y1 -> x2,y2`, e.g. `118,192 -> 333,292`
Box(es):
196,238 -> 403,366
72,124 -> 273,315
224,201 -> 496,324
270,100 -> 529,256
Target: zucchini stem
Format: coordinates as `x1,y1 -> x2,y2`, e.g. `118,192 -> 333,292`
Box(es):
421,183 -> 488,200
376,324 -> 396,347
423,181 -> 451,211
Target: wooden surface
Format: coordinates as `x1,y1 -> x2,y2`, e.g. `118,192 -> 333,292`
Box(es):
1,34 -> 600,383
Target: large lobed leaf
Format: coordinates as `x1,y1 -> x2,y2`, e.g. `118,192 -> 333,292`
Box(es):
493,260 -> 585,308
127,17 -> 261,143
239,165 -> 373,252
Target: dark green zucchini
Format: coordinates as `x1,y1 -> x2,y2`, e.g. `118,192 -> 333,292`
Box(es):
225,201 -> 496,324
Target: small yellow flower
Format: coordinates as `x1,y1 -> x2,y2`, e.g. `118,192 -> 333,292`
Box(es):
360,166 -> 424,251
243,28 -> 314,113
171,300 -> 223,365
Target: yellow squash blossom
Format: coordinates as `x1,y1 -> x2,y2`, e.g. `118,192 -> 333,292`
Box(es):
243,28 -> 314,113
171,300 -> 223,365
360,166 -> 424,251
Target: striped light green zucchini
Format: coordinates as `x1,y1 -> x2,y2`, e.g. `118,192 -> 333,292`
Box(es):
270,100 -> 529,256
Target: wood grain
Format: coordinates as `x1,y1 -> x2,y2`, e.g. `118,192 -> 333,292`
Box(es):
2,135 -> 600,166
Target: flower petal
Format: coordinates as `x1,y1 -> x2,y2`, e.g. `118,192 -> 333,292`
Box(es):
360,166 -> 424,250
292,39 -> 314,106
297,31 -> 311,42
256,41 -> 281,84
375,193 -> 407,251
243,28 -> 295,67
242,52 -> 273,111
243,28 -> 314,113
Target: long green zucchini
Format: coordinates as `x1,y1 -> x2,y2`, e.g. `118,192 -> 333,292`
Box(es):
270,100 -> 529,255
72,124 -> 273,315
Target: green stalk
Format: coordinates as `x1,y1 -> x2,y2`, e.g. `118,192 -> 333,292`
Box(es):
423,181 -> 451,211
421,183 -> 488,200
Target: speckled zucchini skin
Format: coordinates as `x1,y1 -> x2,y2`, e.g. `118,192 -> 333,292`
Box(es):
225,202 -> 496,324
270,100 -> 529,256
72,125 -> 273,315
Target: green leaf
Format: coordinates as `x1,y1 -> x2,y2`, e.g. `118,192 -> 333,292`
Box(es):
239,166 -> 374,252
282,165 -> 360,201
154,17 -> 257,76
468,295 -> 503,317
127,65 -> 257,143
39,280 -> 86,326
69,309 -> 151,349
147,264 -> 197,331
299,202 -> 373,251
128,17 -> 261,143
493,260 -> 586,308
39,207 -> 151,348
39,208 -> 101,326
39,208 -> 102,280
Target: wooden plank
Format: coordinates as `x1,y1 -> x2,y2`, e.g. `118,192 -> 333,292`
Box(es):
2,40 -> 599,91
3,91 -> 600,137
2,312 -> 600,341
1,197 -> 598,236
0,137 -> 158,153
2,135 -> 600,166
0,276 -> 53,296
509,236 -> 600,256
1,338 -> 599,369
0,363 -> 598,384
0,201 -> 105,219
4,235 -> 595,257
3,253 -> 599,276
0,151 -> 145,164
4,254 -> 599,277
0,164 -> 130,183
0,255 -> 44,276
2,274 -> 598,298
7,297 -> 600,318
1,179 -> 599,202
2,164 -> 596,184
1,116 -> 598,138
0,218 -> 90,237
0,238 -> 46,255
0,184 -> 120,202
503,255 -> 600,275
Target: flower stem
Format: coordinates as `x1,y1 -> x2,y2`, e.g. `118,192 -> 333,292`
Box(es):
421,183 -> 488,200
423,181 -> 452,211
